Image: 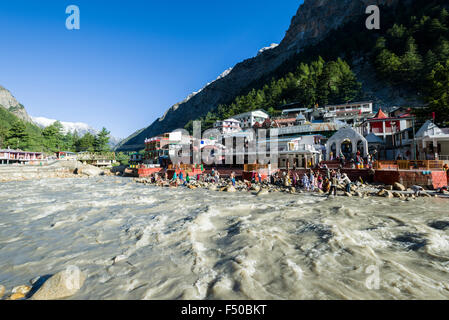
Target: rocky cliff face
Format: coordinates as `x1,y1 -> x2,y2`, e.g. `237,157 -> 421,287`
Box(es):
117,0 -> 407,151
0,86 -> 33,123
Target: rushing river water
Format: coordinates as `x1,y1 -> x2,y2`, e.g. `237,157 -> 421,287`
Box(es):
1,177 -> 449,300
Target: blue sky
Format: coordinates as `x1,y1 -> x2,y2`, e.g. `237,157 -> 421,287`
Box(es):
0,0 -> 302,138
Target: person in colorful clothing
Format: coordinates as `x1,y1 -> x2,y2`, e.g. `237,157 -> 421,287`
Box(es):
309,170 -> 315,190
317,173 -> 323,190
328,173 -> 338,197
302,174 -> 310,191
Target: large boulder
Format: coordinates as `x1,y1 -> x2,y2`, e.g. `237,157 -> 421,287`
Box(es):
76,165 -> 103,177
30,267 -> 86,300
256,189 -> 269,196
110,165 -> 127,174
12,285 -> 31,296
394,182 -> 406,191
393,192 -> 406,200
8,293 -> 26,300
378,189 -> 393,198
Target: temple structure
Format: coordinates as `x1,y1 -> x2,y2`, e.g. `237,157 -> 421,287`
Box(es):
326,127 -> 368,160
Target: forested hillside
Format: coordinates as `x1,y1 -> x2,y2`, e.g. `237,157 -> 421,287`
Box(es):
185,0 -> 449,131
0,106 -> 111,153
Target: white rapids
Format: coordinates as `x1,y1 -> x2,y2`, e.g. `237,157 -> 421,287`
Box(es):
1,177 -> 449,300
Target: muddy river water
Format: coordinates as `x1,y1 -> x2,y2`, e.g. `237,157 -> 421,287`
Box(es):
1,177 -> 449,299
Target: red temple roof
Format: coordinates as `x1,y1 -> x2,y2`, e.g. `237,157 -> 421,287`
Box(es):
374,109 -> 388,119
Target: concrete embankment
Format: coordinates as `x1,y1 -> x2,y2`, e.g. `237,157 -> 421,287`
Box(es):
0,161 -> 105,182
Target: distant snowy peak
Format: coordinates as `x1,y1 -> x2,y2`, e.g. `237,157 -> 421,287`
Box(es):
32,116 -> 122,147
32,116 -> 97,136
258,43 -> 279,55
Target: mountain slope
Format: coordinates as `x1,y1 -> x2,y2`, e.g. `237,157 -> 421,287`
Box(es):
117,0 -> 409,151
1,86 -> 123,150
0,86 -> 33,123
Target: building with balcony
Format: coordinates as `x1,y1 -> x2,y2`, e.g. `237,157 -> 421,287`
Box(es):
0,149 -> 44,165
232,110 -> 270,129
144,135 -> 170,165
361,109 -> 415,160
275,135 -> 323,169
324,101 -> 374,124
129,153 -> 143,165
415,120 -> 449,161
213,118 -> 241,134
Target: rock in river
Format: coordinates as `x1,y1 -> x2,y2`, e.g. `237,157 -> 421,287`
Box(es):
0,284 -> 5,299
30,267 -> 86,300
12,285 -> 31,296
8,293 -> 26,300
394,182 -> 406,191
76,165 -> 103,177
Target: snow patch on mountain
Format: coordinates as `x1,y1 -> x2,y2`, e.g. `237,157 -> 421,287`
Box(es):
258,43 -> 278,55
32,116 -> 97,135
181,67 -> 234,105
32,116 -> 122,147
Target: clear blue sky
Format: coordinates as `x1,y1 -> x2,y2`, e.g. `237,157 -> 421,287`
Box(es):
0,0 -> 302,138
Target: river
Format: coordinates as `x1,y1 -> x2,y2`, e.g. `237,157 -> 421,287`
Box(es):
1,177 -> 449,299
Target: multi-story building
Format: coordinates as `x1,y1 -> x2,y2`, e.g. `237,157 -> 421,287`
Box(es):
415,120 -> 449,161
144,134 -> 170,165
213,118 -> 241,134
0,149 -> 44,165
324,101 -> 374,124
232,110 -> 270,129
361,109 -> 415,160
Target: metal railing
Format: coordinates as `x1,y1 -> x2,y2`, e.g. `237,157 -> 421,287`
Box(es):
375,160 -> 445,170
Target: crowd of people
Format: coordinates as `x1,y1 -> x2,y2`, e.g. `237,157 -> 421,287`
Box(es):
328,150 -> 376,169
145,165 -> 359,197
268,168 -> 355,196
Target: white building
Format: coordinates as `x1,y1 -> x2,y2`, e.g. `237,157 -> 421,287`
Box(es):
326,127 -> 369,160
256,135 -> 322,169
213,118 -> 241,134
232,110 -> 270,129
416,120 -> 449,161
324,101 -> 374,124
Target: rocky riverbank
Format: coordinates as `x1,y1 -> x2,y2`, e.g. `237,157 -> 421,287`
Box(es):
134,177 -> 449,200
0,161 -> 115,182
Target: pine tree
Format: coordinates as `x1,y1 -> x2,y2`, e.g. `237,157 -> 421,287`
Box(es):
375,49 -> 402,82
424,50 -> 438,75
42,121 -> 64,152
0,127 -> 9,148
7,120 -> 29,150
436,38 -> 449,61
387,24 -> 407,53
441,8 -> 449,27
94,127 -> 111,153
400,37 -> 423,83
77,132 -> 95,152
426,61 -> 449,126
